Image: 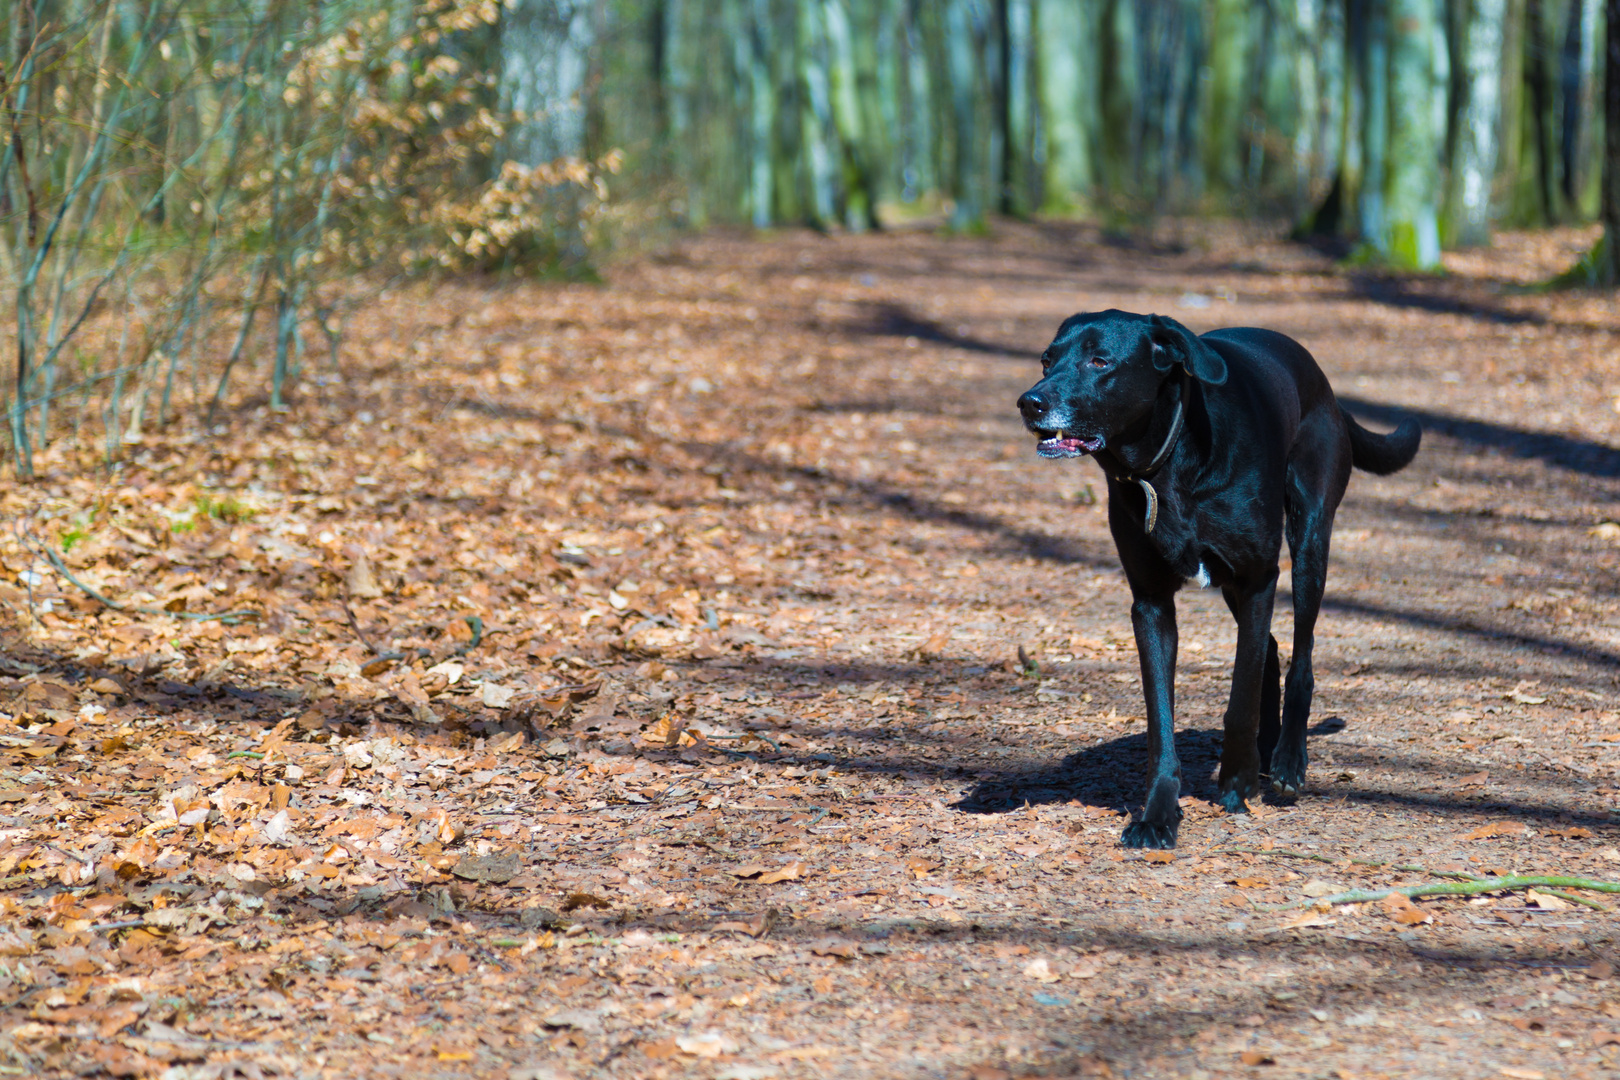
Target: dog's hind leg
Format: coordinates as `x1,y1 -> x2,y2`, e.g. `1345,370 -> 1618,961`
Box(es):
1273,447 -> 1347,796
1272,521 -> 1330,796
1120,589 -> 1182,849
1216,576 -> 1278,814
1256,634 -> 1281,775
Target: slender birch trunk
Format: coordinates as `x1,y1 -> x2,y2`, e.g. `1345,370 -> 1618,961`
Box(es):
748,0 -> 774,228
901,0 -> 935,202
1035,0 -> 1098,212
1359,0 -> 1390,247
1447,0 -> 1507,246
1383,0 -> 1443,267
1201,0 -> 1252,195
799,0 -> 838,228
1598,0 -> 1620,282
944,0 -> 983,230
1003,0 -> 1033,216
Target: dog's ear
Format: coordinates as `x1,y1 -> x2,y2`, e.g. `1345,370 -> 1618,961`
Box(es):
1148,314 -> 1228,386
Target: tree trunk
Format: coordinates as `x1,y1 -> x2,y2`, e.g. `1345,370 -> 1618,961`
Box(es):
1098,0 -> 1138,194
1290,0 -> 1323,207
945,0 -> 984,229
1298,0 -> 1363,239
1359,0 -> 1390,246
500,0 -> 595,265
1002,0 -> 1034,216
1035,0 -> 1098,212
1599,0 -> 1620,282
748,0 -> 775,227
824,0 -> 878,230
798,0 -> 838,228
501,0 -> 594,166
902,0 -> 936,202
1201,0 -> 1253,195
1524,0 -> 1561,222
1383,0 -> 1443,268
660,0 -> 700,224
1447,0 -> 1507,246
1562,0 -> 1602,212
858,0 -> 898,208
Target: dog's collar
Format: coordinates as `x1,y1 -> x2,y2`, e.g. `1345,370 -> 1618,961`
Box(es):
1104,371 -> 1190,533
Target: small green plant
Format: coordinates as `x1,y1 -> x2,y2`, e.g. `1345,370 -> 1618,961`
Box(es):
59,510 -> 95,552
193,494 -> 257,524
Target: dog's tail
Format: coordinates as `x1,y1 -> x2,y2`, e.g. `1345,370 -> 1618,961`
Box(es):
1342,408 -> 1421,475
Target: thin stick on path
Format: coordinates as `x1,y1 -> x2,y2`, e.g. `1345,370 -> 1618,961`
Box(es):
1215,845 -> 1479,880
1220,846 -> 1618,911
337,578 -> 486,665
32,540 -> 257,625
1266,875 -> 1620,912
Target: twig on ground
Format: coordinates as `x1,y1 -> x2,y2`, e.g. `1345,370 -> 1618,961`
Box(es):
33,540 -> 257,624
1535,887 -> 1611,911
1265,875 -> 1620,911
704,732 -> 781,751
339,581 -> 387,657
340,582 -> 483,665
47,842 -> 93,868
1215,845 -> 1480,881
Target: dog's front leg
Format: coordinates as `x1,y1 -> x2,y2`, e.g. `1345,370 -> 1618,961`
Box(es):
1217,576 -> 1279,814
1121,591 -> 1181,848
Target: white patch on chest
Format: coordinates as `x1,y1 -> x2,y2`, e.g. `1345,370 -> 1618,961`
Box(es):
1193,563 -> 1212,589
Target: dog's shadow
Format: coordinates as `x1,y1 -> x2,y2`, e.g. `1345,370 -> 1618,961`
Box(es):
954,717 -> 1347,814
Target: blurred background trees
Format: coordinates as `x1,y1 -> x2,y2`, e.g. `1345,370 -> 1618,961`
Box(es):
1,0 -> 1615,477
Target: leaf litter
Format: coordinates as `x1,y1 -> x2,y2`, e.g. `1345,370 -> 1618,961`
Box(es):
0,222 -> 1617,1078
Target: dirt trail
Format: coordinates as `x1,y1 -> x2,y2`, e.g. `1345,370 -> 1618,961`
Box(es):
3,222 -> 1620,1079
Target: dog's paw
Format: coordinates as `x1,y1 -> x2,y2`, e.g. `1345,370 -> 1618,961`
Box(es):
1120,820 -> 1179,849
1215,788 -> 1251,815
1269,746 -> 1307,798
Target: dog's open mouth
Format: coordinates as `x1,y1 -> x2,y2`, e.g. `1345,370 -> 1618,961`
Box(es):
1035,430 -> 1104,459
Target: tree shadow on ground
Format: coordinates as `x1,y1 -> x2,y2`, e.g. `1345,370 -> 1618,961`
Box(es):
252,880 -> 1611,1078
1342,273 -> 1544,326
845,299 -> 1031,359
1341,394 -> 1620,480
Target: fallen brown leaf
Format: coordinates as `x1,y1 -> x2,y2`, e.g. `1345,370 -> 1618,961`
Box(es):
560,892 -> 612,912
756,860 -> 806,885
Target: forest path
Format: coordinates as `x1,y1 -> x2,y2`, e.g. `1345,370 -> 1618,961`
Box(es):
3,221 -> 1620,1079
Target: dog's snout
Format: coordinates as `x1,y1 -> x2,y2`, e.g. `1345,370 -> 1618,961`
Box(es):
1018,390 -> 1049,424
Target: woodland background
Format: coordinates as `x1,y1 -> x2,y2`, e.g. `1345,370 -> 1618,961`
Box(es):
2,0 -> 1620,476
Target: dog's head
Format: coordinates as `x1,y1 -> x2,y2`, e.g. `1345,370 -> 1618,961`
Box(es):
1017,310 -> 1227,459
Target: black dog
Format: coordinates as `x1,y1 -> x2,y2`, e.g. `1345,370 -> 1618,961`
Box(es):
1017,311 -> 1419,848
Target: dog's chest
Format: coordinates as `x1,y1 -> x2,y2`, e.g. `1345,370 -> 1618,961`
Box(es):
1147,494 -> 1267,587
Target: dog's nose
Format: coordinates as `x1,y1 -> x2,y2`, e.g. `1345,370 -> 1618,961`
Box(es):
1017,390 -> 1049,423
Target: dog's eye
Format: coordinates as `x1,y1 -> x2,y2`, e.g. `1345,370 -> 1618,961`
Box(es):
1039,351 -> 1052,370
1088,356 -> 1108,370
